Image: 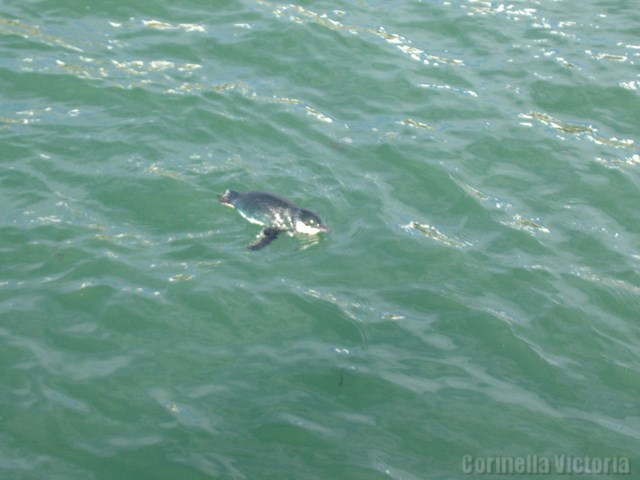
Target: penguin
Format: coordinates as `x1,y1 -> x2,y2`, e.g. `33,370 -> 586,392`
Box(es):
219,190 -> 328,250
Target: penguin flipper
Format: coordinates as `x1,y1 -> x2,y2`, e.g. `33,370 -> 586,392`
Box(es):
247,227 -> 283,250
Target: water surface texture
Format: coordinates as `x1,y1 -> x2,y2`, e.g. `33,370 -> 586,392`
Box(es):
2,1 -> 639,478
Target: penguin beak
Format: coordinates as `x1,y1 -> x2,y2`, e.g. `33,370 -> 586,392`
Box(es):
319,224 -> 330,233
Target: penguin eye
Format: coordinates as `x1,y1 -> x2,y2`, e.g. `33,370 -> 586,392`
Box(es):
307,219 -> 317,226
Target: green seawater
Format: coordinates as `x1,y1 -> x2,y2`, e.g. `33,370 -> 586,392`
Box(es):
1,1 -> 639,478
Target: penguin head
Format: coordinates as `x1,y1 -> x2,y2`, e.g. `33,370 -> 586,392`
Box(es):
219,190 -> 240,207
295,209 -> 329,235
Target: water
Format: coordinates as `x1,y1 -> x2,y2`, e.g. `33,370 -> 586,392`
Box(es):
2,1 -> 639,478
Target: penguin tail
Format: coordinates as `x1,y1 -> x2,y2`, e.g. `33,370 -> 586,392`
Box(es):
219,189 -> 239,206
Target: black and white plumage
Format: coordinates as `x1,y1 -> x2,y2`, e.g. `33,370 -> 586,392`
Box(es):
219,190 -> 328,250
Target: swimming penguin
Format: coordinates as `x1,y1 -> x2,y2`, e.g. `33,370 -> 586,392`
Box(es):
219,190 -> 329,250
